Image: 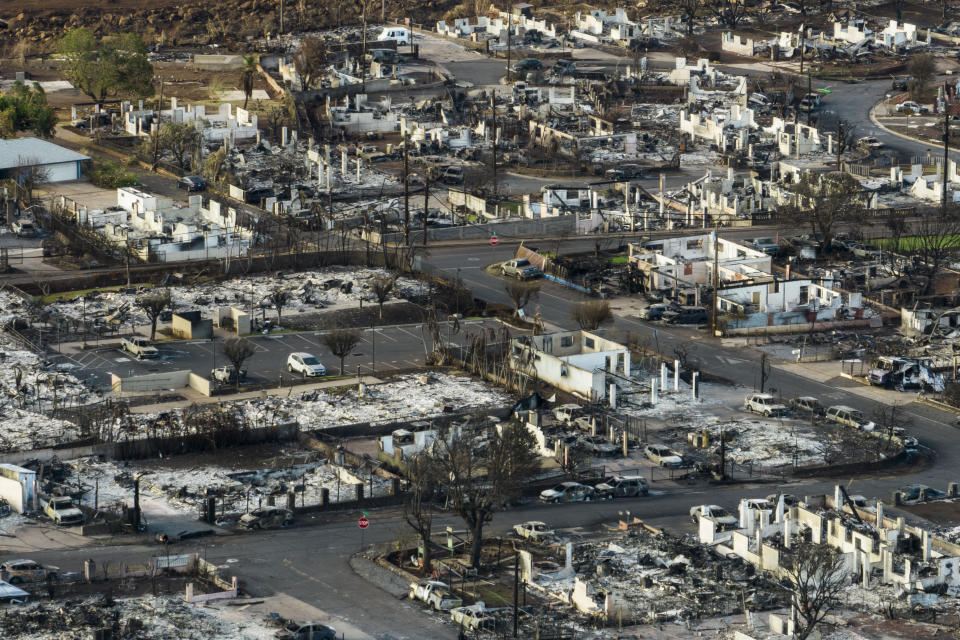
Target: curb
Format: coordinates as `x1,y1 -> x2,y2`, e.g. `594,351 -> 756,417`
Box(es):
349,551 -> 417,599
869,104 -> 957,152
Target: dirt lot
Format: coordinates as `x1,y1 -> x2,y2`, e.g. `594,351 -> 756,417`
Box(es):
898,500 -> 960,526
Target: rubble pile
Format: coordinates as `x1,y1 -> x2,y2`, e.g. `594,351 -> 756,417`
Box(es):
73,455 -> 391,515
46,267 -> 420,327
0,595 -> 276,639
539,530 -> 787,624
119,373 -> 510,434
0,334 -> 100,452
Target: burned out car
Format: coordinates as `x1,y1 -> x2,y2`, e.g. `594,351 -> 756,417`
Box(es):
513,520 -> 555,540
643,444 -> 683,467
239,507 -> 294,530
595,475 -> 649,499
0,560 -> 59,584
540,482 -> 595,503
275,621 -> 337,640
788,396 -> 824,417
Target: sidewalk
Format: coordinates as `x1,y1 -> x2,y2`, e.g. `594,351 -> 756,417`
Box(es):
772,359 -> 920,405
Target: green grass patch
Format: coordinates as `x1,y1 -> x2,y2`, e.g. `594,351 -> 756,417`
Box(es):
38,283 -> 155,304
873,235 -> 960,251
609,256 -> 629,264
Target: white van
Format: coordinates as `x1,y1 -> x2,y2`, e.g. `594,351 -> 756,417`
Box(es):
378,27 -> 411,45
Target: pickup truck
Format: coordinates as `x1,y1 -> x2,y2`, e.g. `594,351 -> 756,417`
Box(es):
409,580 -> 463,611
500,258 -> 541,280
121,336 -> 159,359
43,496 -> 84,526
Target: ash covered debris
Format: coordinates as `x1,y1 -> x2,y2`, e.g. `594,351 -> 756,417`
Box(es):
0,594 -> 276,639
528,528 -> 786,625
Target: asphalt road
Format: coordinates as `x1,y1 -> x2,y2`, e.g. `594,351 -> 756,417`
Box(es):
48,319 -> 497,391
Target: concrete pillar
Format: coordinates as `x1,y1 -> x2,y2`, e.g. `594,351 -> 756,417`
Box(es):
948,482 -> 959,498
882,549 -> 892,583
256,130 -> 261,146
673,359 -> 680,391
650,378 -> 659,404
341,150 -> 348,176
622,429 -> 628,458
356,157 -> 361,181
281,126 -> 288,147
565,542 -> 573,570
71,105 -> 77,120
783,517 -> 790,548
609,383 -> 617,409
660,361 -> 667,390
875,501 -> 884,529
834,485 -> 842,510
691,372 -> 699,399
862,555 -> 871,588
287,491 -> 296,510
897,517 -> 905,535
922,529 -> 931,562
84,559 -> 96,583
324,143 -> 331,163
326,165 -> 332,190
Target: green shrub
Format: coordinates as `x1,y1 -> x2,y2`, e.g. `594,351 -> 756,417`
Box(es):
88,161 -> 137,189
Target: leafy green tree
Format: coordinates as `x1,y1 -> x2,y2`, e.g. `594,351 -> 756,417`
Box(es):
58,28 -> 154,106
0,82 -> 57,138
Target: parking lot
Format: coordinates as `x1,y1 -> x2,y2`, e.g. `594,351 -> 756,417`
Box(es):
48,319 -> 498,391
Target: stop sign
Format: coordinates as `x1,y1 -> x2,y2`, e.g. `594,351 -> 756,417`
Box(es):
490,234 -> 499,246
358,516 -> 370,529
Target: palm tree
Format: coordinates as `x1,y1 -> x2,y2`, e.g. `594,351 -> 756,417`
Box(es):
240,55 -> 257,110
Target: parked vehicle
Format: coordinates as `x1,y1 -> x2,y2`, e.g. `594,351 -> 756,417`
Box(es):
604,164 -> 645,181
513,521 -> 555,540
580,435 -> 617,456
639,304 -> 668,321
665,306 -> 707,325
450,602 -> 490,631
42,496 -> 84,526
154,526 -> 215,544
377,27 -> 411,45
643,444 -> 683,467
440,165 -> 463,185
11,219 -> 35,238
274,621 -> 337,640
500,258 -> 542,279
825,405 -> 873,431
899,484 -> 945,502
409,580 -> 463,611
539,481 -> 595,503
744,393 -> 789,417
891,77 -> 909,91
0,560 -> 59,584
287,352 -> 327,377
211,365 -> 248,384
239,507 -> 293,530
856,136 -> 884,149
689,505 -> 737,529
765,493 -> 799,506
120,336 -> 159,359
788,396 -> 824,416
551,59 -> 576,75
511,58 -> 542,73
749,237 -> 780,255
594,475 -> 648,499
896,100 -> 929,114
177,176 -> 206,191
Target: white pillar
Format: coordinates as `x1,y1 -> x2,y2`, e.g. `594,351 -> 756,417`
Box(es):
325,164 -> 332,191
356,157 -> 361,182
876,501 -> 884,529
609,383 -> 617,409
281,126 -> 288,147
650,378 -> 659,404
341,150 -> 348,177
691,372 -> 699,399
660,362 -> 667,389
673,359 -> 680,391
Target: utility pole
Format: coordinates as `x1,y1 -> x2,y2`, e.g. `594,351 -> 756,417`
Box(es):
280,0 -> 284,35
512,553 -> 519,637
943,80 -> 951,216
361,3 -> 368,92
422,172 -> 430,247
711,223 -> 720,337
403,134 -> 410,245
151,77 -> 164,171
506,14 -> 512,82
490,94 -> 498,202
806,69 -> 812,126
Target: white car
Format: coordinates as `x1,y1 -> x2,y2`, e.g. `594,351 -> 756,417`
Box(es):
287,352 -> 327,377
744,393 -> 789,417
513,521 -> 555,540
689,505 -> 738,529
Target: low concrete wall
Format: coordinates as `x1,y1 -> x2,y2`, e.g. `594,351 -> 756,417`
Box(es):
0,442 -> 113,466
188,372 -> 212,396
726,318 -> 877,336
111,370 -> 191,393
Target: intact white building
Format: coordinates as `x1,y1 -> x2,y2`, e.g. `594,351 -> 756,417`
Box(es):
0,138 -> 89,183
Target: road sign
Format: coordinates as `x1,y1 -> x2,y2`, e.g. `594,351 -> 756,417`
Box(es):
490,234 -> 499,246
358,516 -> 370,529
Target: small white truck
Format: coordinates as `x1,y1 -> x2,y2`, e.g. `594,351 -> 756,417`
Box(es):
43,496 -> 84,526
409,580 -> 463,611
121,336 -> 159,359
